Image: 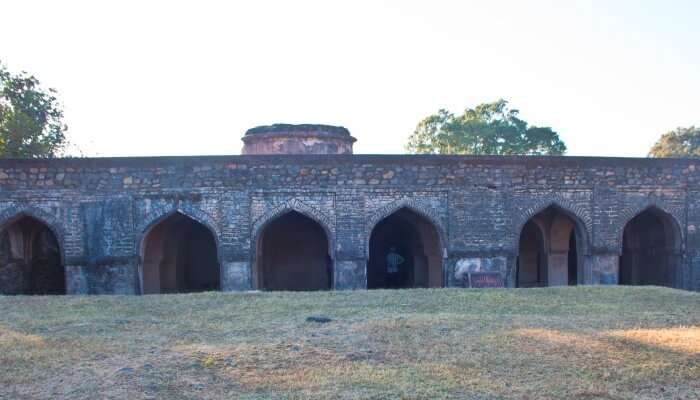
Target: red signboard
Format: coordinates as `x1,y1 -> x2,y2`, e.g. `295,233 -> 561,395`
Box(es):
469,272 -> 504,288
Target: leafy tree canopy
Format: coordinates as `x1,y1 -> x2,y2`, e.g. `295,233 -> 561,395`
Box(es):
0,61 -> 67,158
406,99 -> 566,155
648,126 -> 700,158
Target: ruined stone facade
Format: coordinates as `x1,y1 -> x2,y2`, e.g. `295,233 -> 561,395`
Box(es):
0,126 -> 698,295
0,154 -> 697,295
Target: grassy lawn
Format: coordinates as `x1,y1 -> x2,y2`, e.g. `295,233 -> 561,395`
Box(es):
0,286 -> 699,399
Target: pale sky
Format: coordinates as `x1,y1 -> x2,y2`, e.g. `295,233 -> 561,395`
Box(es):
1,0 -> 698,157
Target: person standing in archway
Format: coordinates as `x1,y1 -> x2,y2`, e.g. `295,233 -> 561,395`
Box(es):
386,246 -> 405,288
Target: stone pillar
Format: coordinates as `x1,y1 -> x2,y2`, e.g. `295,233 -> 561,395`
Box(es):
580,255 -> 593,285
220,261 -> 252,291
547,252 -> 569,286
670,252 -> 686,290
590,253 -> 619,284
334,259 -> 366,290
65,265 -> 87,294
692,251 -> 700,291
686,252 -> 699,291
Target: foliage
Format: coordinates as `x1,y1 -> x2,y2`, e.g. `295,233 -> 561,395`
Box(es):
648,126 -> 700,158
406,99 -> 567,155
0,61 -> 67,158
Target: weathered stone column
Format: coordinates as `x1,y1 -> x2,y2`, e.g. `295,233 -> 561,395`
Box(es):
217,240 -> 253,291
220,260 -> 252,291
580,255 -> 594,285
670,252 -> 686,290
691,251 -> 700,291
590,253 -> 619,284
334,258 -> 366,290
547,251 -> 569,286
64,265 -> 87,294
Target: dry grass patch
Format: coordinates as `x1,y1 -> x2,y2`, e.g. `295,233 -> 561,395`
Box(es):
488,325 -> 700,399
606,326 -> 700,354
0,324 -> 46,347
0,286 -> 699,399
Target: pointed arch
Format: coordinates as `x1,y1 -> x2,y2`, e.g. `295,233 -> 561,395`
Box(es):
516,219 -> 547,287
0,205 -> 66,264
366,201 -> 446,289
252,202 -> 333,291
365,198 -> 447,259
138,210 -> 221,294
513,200 -> 591,287
513,199 -> 591,256
252,198 -> 335,256
0,206 -> 66,295
618,204 -> 683,288
616,204 -> 683,255
135,206 -> 221,258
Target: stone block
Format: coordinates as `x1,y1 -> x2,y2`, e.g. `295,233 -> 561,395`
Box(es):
220,261 -> 252,291
66,264 -> 138,295
591,254 -> 619,284
334,259 -> 366,290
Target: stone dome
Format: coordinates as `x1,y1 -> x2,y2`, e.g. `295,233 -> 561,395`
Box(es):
241,124 -> 356,155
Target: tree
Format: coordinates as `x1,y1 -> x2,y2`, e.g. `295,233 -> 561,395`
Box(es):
406,99 -> 566,155
648,126 -> 700,158
0,61 -> 67,158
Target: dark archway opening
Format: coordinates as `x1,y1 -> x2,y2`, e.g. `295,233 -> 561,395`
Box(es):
367,208 -> 442,289
141,213 -> 220,294
255,211 -> 331,291
619,208 -> 680,288
0,216 -> 64,295
517,206 -> 585,287
517,220 -> 546,287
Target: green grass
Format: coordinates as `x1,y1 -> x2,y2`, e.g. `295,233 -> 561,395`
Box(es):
1,286 -> 699,399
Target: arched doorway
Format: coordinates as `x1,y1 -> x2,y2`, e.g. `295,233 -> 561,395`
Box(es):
517,220 -> 546,287
140,212 -> 220,294
254,211 -> 331,291
367,208 -> 443,289
619,207 -> 681,288
517,205 -> 586,287
0,215 -> 64,295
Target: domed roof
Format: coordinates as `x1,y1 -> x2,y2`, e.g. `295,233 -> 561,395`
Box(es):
244,123 -> 351,137
241,123 -> 356,155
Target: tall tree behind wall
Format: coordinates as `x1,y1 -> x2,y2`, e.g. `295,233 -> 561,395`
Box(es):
406,99 -> 566,156
0,61 -> 68,158
648,126 -> 700,158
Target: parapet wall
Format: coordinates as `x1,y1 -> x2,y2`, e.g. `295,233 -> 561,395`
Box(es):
0,154 -> 698,294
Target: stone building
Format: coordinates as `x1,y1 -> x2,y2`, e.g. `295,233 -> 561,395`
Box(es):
0,123 -> 698,295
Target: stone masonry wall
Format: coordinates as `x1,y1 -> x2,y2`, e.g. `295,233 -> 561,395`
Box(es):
0,154 -> 698,294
